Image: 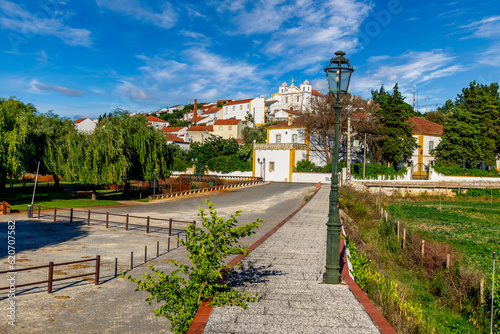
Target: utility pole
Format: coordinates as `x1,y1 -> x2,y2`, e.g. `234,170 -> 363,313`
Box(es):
346,109 -> 351,183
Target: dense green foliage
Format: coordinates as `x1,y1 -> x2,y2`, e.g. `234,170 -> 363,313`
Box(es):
372,84 -> 418,168
294,160 -> 407,180
0,97 -> 37,188
433,165 -> 500,177
123,200 -> 261,333
434,82 -> 500,167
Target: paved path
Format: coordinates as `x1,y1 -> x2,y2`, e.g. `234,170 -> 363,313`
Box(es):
203,187 -> 380,334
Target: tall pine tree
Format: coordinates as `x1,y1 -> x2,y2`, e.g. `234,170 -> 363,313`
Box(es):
434,82 -> 500,167
372,84 -> 417,168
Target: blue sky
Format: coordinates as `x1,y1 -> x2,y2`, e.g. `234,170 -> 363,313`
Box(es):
1,0 -> 499,120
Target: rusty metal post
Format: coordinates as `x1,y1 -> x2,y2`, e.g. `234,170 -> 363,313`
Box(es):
95,255 -> 100,285
146,216 -> 150,233
48,261 -> 54,293
168,237 -> 170,252
70,208 -> 73,224
53,207 -> 57,222
130,252 -> 133,269
145,246 -> 147,263
126,214 -> 129,230
169,218 -> 172,236
106,212 -> 109,228
157,241 -> 159,257
87,210 -> 91,226
114,258 -> 118,278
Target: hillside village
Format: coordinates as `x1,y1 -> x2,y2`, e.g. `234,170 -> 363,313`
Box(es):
72,79 -> 461,182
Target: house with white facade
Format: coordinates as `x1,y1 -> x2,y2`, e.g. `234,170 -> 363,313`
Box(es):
74,118 -> 96,134
146,115 -> 168,129
187,125 -> 214,143
200,107 -> 223,125
165,133 -> 189,150
222,97 -> 265,126
408,116 -> 443,178
162,126 -> 189,142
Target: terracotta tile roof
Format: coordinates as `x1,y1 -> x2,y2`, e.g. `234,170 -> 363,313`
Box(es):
214,119 -> 242,125
408,116 -> 444,136
74,118 -> 86,124
266,121 -> 303,128
188,125 -> 214,132
161,126 -> 185,133
236,138 -> 245,144
147,115 -> 166,123
165,133 -> 185,143
282,109 -> 302,115
224,98 -> 253,106
201,107 -> 222,115
311,90 -> 323,97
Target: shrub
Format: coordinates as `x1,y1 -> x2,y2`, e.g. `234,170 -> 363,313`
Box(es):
122,200 -> 261,333
434,165 -> 500,177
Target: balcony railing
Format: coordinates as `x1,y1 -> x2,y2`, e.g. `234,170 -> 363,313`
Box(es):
254,143 -> 307,150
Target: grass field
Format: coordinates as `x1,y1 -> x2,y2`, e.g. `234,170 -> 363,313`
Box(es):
340,188 -> 499,333
0,185 -> 131,212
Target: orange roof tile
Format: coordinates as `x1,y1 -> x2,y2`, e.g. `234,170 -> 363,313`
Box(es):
161,126 -> 185,132
165,133 -> 185,143
408,116 -> 444,136
74,118 -> 86,124
266,120 -> 303,128
191,116 -> 208,123
311,90 -> 323,97
214,119 -> 242,125
217,99 -> 232,104
282,109 -> 302,115
188,125 -> 214,132
147,115 -> 166,123
224,99 -> 253,106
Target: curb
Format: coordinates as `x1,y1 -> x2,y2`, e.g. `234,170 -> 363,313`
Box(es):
187,183 -> 322,334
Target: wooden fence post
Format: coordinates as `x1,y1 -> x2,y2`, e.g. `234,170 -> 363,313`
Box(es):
169,218 -> 173,236
95,255 -> 100,285
106,212 -> 109,228
397,221 -> 400,242
87,210 -> 91,226
403,228 -> 406,250
48,261 -> 54,293
146,216 -> 150,233
70,208 -> 73,224
480,278 -> 484,304
53,207 -> 57,222
126,214 -> 129,230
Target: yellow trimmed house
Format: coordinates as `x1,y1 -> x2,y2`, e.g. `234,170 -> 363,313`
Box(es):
213,119 -> 244,139
408,116 -> 444,179
253,118 -> 329,182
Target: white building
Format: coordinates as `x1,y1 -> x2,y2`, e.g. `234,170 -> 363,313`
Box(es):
74,118 -> 96,134
146,115 -> 169,129
222,97 -> 265,126
408,116 -> 443,178
200,107 -> 223,125
161,126 -> 189,142
265,80 -> 322,114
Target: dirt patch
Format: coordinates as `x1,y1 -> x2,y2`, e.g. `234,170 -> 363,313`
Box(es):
68,263 -> 90,269
53,270 -> 67,275
54,296 -> 71,299
82,276 -> 94,282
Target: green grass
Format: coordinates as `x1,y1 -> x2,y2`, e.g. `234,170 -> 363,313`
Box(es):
0,187 -> 125,212
388,200 -> 500,275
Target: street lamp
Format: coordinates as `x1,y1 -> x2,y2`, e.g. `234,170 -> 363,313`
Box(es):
323,51 -> 354,284
153,169 -> 157,196
257,158 -> 266,181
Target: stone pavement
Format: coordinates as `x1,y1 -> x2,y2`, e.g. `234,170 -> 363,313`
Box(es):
202,187 -> 381,334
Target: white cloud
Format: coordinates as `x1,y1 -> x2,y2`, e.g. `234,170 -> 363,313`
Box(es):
459,15 -> 500,39
28,79 -> 84,97
351,50 -> 461,98
213,0 -> 371,72
117,81 -> 153,100
0,0 -> 92,47
479,42 -> 500,67
96,0 -> 177,29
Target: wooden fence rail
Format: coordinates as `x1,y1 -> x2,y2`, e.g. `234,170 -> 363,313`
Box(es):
0,256 -> 100,294
30,206 -> 194,236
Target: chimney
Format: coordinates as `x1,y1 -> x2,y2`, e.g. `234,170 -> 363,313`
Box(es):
193,99 -> 197,121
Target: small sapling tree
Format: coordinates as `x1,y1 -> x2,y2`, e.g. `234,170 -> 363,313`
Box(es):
122,199 -> 261,333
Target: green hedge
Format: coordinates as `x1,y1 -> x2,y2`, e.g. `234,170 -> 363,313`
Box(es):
294,160 -> 406,180
433,165 -> 500,177
207,155 -> 251,173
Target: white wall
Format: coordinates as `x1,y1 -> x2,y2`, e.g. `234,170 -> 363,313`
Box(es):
75,118 -> 96,134
429,167 -> 500,181
268,128 -> 306,144
292,172 -> 331,183
254,149 -> 291,182
251,97 -> 265,125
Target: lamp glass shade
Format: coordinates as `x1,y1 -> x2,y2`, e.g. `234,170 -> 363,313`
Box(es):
325,51 -> 354,96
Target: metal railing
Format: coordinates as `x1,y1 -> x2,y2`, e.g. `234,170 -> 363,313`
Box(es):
0,256 -> 100,294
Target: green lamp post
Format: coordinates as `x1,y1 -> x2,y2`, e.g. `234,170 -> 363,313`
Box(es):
323,51 -> 354,284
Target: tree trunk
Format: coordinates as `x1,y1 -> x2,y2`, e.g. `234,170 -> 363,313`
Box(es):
323,132 -> 331,164
53,174 -> 60,190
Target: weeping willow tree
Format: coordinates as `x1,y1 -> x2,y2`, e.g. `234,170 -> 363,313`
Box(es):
46,110 -> 172,199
